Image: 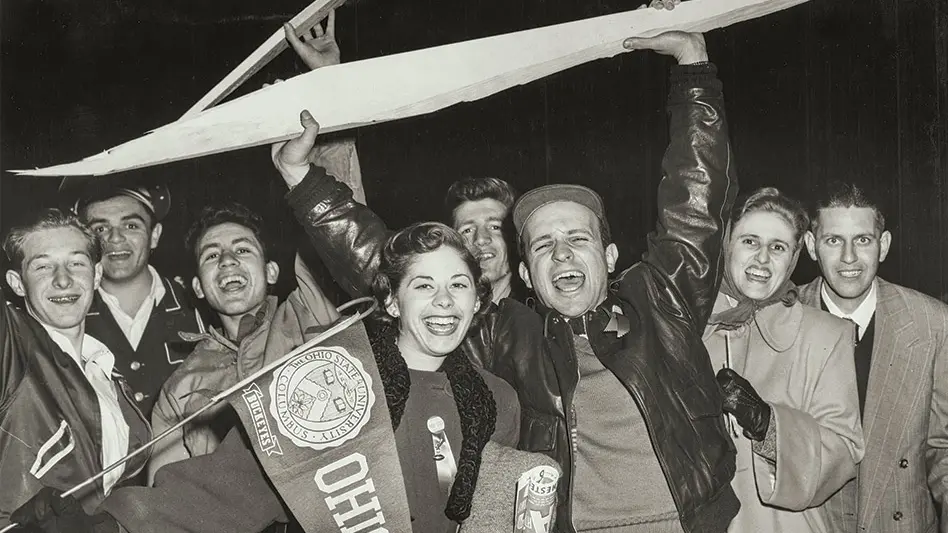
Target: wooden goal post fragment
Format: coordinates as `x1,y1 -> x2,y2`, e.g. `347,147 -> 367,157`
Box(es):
180,0 -> 349,120
12,0 -> 810,177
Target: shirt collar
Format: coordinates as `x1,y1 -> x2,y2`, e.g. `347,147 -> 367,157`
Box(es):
97,265 -> 167,315
821,279 -> 877,332
40,323 -> 116,376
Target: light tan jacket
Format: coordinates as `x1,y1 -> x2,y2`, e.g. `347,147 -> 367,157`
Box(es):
704,293 -> 865,533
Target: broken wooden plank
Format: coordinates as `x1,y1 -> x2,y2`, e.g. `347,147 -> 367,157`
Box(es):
13,0 -> 810,177
179,0 -> 348,120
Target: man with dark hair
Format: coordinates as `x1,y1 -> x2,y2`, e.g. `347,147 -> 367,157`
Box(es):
444,177 -> 526,303
62,179 -> 207,417
1,209 -> 149,529
271,29 -> 740,533
799,182 -> 948,533
146,202 -> 338,484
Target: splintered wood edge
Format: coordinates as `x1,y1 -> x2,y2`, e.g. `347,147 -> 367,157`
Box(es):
179,0 -> 348,120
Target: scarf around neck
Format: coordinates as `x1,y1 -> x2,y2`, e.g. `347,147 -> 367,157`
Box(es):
708,265 -> 798,331
368,322 -> 497,523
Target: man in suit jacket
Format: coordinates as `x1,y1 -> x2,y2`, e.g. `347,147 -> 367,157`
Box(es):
798,181 -> 948,533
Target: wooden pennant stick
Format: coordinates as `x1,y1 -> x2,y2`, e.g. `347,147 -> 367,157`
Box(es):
12,0 -> 811,177
0,297 -> 377,533
179,0 -> 348,120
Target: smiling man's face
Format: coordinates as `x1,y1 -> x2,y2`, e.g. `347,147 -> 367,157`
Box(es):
6,226 -> 102,335
805,206 -> 891,312
191,222 -> 279,323
519,201 -> 617,318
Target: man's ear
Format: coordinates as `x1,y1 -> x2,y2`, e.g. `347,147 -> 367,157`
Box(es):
150,222 -> 163,250
605,243 -> 619,274
192,276 -> 205,300
878,230 -> 892,263
384,297 -> 400,319
265,261 -> 281,285
518,262 -> 533,289
804,231 -> 818,261
5,270 -> 25,297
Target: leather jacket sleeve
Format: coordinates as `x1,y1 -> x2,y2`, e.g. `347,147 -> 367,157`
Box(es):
284,165 -> 391,299
640,63 -> 738,331
1,303 -> 32,410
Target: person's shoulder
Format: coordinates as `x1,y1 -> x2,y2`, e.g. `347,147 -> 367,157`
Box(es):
478,368 -> 518,404
879,279 -> 948,335
797,302 -> 854,341
882,279 -> 948,313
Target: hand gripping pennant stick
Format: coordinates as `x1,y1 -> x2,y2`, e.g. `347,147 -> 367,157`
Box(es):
1,296 -> 377,533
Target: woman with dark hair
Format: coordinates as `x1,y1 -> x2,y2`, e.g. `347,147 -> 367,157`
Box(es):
703,187 -> 865,531
366,221 -> 552,532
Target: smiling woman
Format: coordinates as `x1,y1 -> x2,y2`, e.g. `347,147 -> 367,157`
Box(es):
702,187 -> 864,531
365,221 -> 528,532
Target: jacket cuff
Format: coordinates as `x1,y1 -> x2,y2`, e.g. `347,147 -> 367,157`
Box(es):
669,62 -> 721,94
285,164 -> 346,222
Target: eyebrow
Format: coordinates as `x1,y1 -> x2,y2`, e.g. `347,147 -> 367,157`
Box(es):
528,228 -> 592,247
197,236 -> 260,257
87,213 -> 148,225
26,251 -> 90,266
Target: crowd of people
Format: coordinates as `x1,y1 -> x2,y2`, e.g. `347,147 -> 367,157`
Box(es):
2,4 -> 947,533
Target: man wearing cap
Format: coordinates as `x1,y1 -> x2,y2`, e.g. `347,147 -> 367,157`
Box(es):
270,29 -> 739,533
66,180 -> 206,417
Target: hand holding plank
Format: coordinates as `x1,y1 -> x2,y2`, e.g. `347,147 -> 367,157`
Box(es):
271,110 -> 321,188
624,31 -> 709,64
284,9 -> 340,71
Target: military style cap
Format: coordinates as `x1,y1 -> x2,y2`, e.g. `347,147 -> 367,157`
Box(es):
59,177 -> 171,221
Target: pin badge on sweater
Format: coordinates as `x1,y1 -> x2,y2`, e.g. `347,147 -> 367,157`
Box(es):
428,416 -> 458,490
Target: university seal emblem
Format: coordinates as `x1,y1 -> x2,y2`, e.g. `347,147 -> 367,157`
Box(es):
269,346 -> 375,450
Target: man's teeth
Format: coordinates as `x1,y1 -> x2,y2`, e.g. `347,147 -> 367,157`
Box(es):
424,316 -> 460,334
838,270 -> 862,278
477,252 -> 495,261
745,269 -> 771,282
218,275 -> 248,290
107,251 -> 131,259
552,271 -> 585,292
49,295 -> 80,304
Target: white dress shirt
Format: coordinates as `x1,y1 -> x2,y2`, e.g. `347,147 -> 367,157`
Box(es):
41,326 -> 130,494
97,265 -> 166,350
821,279 -> 878,341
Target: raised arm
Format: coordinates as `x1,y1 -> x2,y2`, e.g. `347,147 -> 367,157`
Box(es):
628,32 -> 738,330
272,111 -> 389,298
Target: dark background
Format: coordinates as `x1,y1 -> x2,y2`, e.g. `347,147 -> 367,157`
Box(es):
2,0 -> 947,302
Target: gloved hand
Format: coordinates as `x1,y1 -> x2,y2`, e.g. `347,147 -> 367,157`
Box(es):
10,487 -> 118,533
716,368 -> 771,442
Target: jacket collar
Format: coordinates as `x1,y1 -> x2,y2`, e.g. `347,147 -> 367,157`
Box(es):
178,295 -> 278,350
705,291 -> 801,352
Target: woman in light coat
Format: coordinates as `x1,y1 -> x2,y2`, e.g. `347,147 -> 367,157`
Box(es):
704,187 -> 865,532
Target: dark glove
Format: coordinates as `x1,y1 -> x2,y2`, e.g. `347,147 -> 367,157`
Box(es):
716,368 -> 771,442
10,487 -> 118,533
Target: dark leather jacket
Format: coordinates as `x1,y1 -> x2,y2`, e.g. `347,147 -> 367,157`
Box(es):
285,63 -> 738,533
0,303 -> 151,527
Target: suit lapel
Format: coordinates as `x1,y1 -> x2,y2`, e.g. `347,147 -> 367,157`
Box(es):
858,279 -> 923,527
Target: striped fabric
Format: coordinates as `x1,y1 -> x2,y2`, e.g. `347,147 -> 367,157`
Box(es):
798,278 -> 948,533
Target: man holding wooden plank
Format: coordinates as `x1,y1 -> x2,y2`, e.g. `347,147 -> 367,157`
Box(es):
270,27 -> 739,533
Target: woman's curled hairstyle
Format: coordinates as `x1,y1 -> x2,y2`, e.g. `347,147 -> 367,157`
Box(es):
370,222 -> 492,328
732,186 -> 810,247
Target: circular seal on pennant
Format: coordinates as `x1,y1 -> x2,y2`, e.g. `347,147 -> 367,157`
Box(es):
269,346 -> 375,450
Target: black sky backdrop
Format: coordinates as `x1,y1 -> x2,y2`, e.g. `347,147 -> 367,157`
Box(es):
2,0 -> 947,302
